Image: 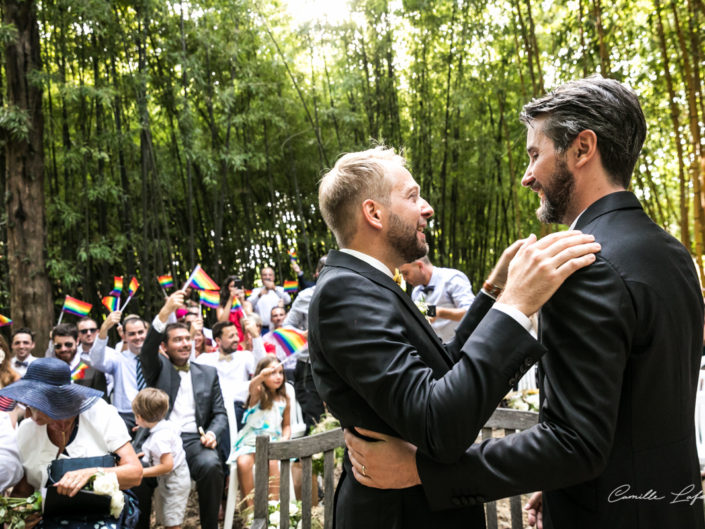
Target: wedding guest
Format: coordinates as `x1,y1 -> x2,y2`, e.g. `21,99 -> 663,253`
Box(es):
0,358 -> 142,527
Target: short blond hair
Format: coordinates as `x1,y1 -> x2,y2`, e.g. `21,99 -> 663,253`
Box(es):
132,388 -> 169,423
318,146 -> 405,247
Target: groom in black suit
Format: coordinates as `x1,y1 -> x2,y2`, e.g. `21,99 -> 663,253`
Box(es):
345,78 -> 705,529
139,291 -> 227,529
309,147 -> 600,528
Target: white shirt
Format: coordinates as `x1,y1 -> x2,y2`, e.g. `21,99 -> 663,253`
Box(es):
411,267 -> 475,342
141,419 -> 186,470
87,338 -> 139,413
16,399 -> 130,491
11,354 -> 38,377
195,348 -> 257,404
0,412 -> 23,492
248,286 -> 292,328
169,370 -> 198,434
283,287 -> 314,361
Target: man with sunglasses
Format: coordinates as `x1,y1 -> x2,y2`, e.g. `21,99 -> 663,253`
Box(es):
51,323 -> 109,401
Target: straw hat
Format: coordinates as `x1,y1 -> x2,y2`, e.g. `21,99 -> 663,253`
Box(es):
0,357 -> 103,420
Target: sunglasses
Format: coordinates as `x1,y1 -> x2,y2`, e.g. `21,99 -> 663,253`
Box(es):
79,328 -> 98,334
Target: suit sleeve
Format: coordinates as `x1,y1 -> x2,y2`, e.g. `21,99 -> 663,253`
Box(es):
444,291 -> 495,363
204,373 -> 228,441
139,325 -> 164,387
417,258 -> 635,508
314,275 -> 546,463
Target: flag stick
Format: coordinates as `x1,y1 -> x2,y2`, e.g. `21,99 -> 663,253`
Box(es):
181,267 -> 198,291
120,294 -> 134,312
57,311 -> 64,326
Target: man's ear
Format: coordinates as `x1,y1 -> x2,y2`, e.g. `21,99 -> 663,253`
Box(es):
573,129 -> 598,168
361,199 -> 384,231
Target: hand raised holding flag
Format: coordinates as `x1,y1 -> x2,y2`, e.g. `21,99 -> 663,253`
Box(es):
99,311 -> 122,340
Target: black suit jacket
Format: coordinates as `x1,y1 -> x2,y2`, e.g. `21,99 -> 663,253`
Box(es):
139,325 -> 228,442
418,192 -> 705,529
309,250 -> 547,529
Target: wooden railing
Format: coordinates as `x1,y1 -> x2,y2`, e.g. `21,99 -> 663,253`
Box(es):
248,408 -> 538,529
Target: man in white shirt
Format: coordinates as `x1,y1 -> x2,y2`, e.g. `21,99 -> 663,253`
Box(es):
89,312 -> 148,433
248,267 -> 291,333
10,328 -> 38,376
400,256 -> 475,343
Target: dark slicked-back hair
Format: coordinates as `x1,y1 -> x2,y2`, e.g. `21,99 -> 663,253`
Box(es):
520,76 -> 646,188
163,322 -> 189,344
53,323 -> 78,341
12,327 -> 35,342
212,320 -> 236,340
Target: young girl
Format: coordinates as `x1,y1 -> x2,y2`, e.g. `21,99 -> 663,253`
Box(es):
228,356 -> 290,507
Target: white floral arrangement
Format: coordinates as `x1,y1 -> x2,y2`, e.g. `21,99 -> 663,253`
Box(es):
504,389 -> 540,412
414,294 -> 429,316
242,500 -> 304,529
89,471 -> 125,519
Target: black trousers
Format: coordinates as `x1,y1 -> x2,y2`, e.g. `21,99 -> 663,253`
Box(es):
294,360 -> 325,433
181,432 -> 225,529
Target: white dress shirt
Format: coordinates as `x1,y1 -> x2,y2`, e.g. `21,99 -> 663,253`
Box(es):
11,354 -> 38,377
0,412 -> 23,492
88,337 -> 143,413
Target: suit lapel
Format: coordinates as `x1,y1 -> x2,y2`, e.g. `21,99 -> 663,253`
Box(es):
327,251 -> 453,368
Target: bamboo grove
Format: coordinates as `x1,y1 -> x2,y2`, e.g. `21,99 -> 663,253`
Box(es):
1,0 -> 704,343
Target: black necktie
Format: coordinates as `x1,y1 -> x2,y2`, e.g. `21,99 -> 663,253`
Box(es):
422,285 -> 435,294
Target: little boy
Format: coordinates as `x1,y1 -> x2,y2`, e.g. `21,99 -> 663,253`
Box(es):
132,388 -> 190,529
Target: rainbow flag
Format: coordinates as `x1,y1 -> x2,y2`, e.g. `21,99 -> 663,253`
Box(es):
0,314 -> 12,327
62,296 -> 92,317
127,277 -> 140,297
283,280 -> 298,293
187,265 -> 220,291
231,297 -> 242,311
199,290 -> 220,309
110,276 -> 123,297
271,327 -> 307,356
288,249 -> 298,262
245,289 -> 253,298
71,361 -> 90,381
158,274 -> 174,289
102,296 -> 119,312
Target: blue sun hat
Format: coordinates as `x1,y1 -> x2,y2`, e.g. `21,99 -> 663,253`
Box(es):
0,357 -> 102,419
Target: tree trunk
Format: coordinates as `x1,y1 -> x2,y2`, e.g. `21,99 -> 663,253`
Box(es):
4,0 -> 54,349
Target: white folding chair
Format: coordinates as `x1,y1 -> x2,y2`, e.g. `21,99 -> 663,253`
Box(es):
223,395 -> 240,529
286,382 -> 307,439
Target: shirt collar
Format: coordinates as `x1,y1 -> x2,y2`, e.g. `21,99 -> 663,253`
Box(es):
339,249 -> 394,278
569,209 -> 587,230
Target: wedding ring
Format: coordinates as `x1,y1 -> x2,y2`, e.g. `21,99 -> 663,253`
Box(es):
361,465 -> 367,477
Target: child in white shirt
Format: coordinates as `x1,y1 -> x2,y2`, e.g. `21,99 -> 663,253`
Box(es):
132,388 -> 190,529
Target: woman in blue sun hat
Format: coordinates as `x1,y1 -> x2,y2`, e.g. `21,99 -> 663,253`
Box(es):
0,357 -> 143,528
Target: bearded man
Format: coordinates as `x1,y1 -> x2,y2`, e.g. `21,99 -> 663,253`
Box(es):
308,146 -> 600,528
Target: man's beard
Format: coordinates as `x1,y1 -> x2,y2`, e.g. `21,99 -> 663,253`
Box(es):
536,157 -> 575,224
387,212 -> 428,263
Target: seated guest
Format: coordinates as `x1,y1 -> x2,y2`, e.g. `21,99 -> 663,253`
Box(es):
263,307 -> 296,383
89,311 -> 148,434
78,317 -> 114,396
139,291 -> 228,529
0,335 -> 21,389
0,358 -> 142,527
10,328 -> 38,377
52,323 -> 109,399
0,411 -> 23,493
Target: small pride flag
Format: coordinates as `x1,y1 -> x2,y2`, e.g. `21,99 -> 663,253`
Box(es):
71,361 -> 90,381
62,296 -> 92,317
158,274 -> 174,289
199,290 -> 220,309
245,289 -> 253,298
110,276 -> 123,297
127,277 -> 140,297
102,296 -> 119,312
231,297 -> 242,311
0,314 -> 12,327
283,280 -> 298,293
185,265 -> 220,291
271,327 -> 307,356
288,249 -> 298,262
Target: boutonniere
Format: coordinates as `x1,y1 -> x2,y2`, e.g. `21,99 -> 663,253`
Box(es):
415,294 -> 428,316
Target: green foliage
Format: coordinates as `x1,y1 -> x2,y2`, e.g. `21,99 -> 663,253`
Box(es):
2,0 -> 700,320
